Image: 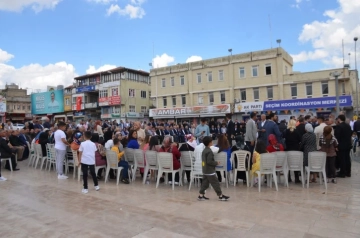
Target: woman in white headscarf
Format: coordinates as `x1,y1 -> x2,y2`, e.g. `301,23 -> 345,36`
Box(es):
300,123 -> 318,182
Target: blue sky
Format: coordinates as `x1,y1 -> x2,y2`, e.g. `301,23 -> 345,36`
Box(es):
0,0 -> 359,91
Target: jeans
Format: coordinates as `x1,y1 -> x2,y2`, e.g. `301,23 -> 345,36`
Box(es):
55,149 -> 66,175
118,160 -> 129,179
81,164 -> 98,189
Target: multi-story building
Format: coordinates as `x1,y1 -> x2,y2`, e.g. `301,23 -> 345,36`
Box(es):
53,85 -> 74,123
73,67 -> 151,122
149,47 -> 358,121
0,84 -> 32,123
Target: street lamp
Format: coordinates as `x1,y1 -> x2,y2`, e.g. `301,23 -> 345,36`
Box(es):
228,49 -> 232,56
330,71 -> 342,117
276,39 -> 281,48
355,37 -> 359,115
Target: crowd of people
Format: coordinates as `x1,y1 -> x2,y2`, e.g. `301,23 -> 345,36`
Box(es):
0,112 -> 356,200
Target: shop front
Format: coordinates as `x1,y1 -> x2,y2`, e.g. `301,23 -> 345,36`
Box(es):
123,112 -> 145,122
149,104 -> 231,124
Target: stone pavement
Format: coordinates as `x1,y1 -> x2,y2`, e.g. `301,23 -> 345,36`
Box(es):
1,160 -> 360,238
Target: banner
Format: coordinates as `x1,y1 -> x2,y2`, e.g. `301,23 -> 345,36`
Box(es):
31,90 -> 64,114
263,95 -> 352,111
98,96 -> 121,106
76,97 -> 82,111
0,95 -> 6,113
76,85 -> 95,93
234,101 -> 264,113
149,104 -> 230,117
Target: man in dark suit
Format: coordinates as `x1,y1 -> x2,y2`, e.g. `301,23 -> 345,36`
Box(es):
296,117 -> 306,138
353,116 -> 360,146
0,129 -> 19,171
257,114 -> 267,143
262,113 -> 282,146
156,124 -> 165,144
335,115 -> 353,177
226,114 -> 235,145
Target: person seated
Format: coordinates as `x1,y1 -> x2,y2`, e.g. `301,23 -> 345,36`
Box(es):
8,130 -> 25,161
0,129 -> 19,171
251,141 -> 268,184
215,135 -> 232,183
127,130 -> 139,149
90,133 -> 106,179
111,138 -> 129,184
158,136 -> 181,185
179,135 -> 197,182
266,134 -> 284,153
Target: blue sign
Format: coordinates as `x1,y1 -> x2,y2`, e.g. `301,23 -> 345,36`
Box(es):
76,85 -> 95,93
31,90 -> 64,115
263,95 -> 352,111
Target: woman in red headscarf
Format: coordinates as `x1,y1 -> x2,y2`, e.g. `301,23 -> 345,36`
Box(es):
266,134 -> 284,153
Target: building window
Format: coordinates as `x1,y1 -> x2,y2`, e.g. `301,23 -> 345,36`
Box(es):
240,89 -> 246,102
290,84 -> 297,99
65,98 -> 70,105
218,70 -> 224,81
267,86 -> 273,100
306,83 -> 312,98
220,91 -> 226,103
99,90 -> 108,98
129,105 -> 135,112
252,66 -> 258,77
163,97 -> 167,107
113,106 -> 120,114
72,97 -> 76,104
208,71 -> 212,82
198,93 -> 203,104
239,67 -> 245,79
285,66 -> 288,74
322,81 -> 329,96
253,88 -> 259,102
265,64 -> 272,75
22,106 -> 25,110
181,94 -> 186,106
209,92 -> 214,104
28,105 -> 31,110
341,81 -> 346,95
162,78 -> 166,87
172,96 -> 176,107
111,87 -> 118,96
171,77 -> 175,87
141,90 -> 147,98
129,89 -> 135,97
197,73 -> 201,83
141,106 -> 147,113
180,76 -> 185,86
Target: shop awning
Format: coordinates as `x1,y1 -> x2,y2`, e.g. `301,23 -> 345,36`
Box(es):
10,117 -> 24,121
54,114 -> 66,119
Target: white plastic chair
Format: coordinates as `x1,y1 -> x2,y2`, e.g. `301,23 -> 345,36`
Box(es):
188,151 -> 203,190
143,150 -> 158,184
132,149 -> 145,181
0,152 -> 13,171
105,150 -> 124,185
232,150 -> 251,187
34,144 -> 47,169
214,152 -> 229,188
27,141 -> 36,167
71,149 -> 82,181
156,152 -> 182,190
124,148 -> 135,181
251,153 -> 278,192
180,151 -> 193,185
305,151 -> 327,191
286,151 -> 305,188
45,144 -> 57,171
273,151 -> 289,187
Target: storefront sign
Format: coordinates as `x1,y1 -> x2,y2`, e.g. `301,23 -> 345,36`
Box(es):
74,111 -> 85,116
126,112 -> 144,118
263,95 -> 352,111
234,102 -> 264,113
101,114 -> 111,119
31,90 -> 64,114
75,85 -> 95,93
98,96 -> 121,106
149,104 -> 230,117
111,113 -> 120,118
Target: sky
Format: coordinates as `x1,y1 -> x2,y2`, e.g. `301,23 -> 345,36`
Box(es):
0,0 -> 359,92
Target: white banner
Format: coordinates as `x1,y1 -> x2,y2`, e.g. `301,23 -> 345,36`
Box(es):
0,95 -> 7,113
149,104 -> 230,117
234,101 -> 264,113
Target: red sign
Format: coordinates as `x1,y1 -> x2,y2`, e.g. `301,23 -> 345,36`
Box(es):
99,96 -> 121,106
76,97 -> 82,110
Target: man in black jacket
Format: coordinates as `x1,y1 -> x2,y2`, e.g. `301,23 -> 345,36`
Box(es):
226,114 -> 235,146
353,116 -> 360,146
335,115 -> 353,177
0,129 -> 19,171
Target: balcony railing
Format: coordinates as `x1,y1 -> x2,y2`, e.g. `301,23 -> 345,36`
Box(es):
85,102 -> 98,109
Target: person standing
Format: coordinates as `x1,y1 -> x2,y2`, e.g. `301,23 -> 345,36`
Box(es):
353,116 -> 360,147
262,113 -> 282,146
319,126 -> 338,184
195,118 -> 210,143
284,119 -> 302,183
78,131 -> 100,194
257,114 -> 267,144
335,115 -> 353,177
54,121 -> 70,179
226,114 -> 235,146
245,112 -> 257,155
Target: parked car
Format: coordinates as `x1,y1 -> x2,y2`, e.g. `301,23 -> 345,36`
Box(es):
12,123 -> 24,130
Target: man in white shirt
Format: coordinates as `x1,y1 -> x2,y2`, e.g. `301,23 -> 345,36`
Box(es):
54,121 -> 70,179
314,116 -> 333,150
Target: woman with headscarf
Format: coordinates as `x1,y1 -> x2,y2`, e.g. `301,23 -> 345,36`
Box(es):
300,123 -> 317,182
158,135 -> 181,185
266,134 -> 284,153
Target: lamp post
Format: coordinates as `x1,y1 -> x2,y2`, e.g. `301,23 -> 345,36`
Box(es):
330,71 -> 342,117
276,39 -> 281,48
355,37 -> 358,115
228,49 -> 232,56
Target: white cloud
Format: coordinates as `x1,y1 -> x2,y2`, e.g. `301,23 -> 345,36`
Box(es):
0,49 -> 14,63
86,64 -> 117,74
292,0 -> 360,68
0,48 -> 75,92
130,0 -> 146,5
291,0 -> 303,9
87,0 -> 117,4
0,0 -> 62,13
107,3 -> 145,18
186,55 -> 202,63
152,53 -> 175,68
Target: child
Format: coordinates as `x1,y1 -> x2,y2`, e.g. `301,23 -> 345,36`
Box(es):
111,138 -> 129,184
251,141 -> 268,184
319,126 -> 338,184
78,131 -> 99,194
198,136 -> 229,201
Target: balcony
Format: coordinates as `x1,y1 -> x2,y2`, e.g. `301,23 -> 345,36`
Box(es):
85,102 -> 98,109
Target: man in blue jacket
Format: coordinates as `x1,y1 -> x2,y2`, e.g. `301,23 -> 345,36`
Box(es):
263,113 -> 282,146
